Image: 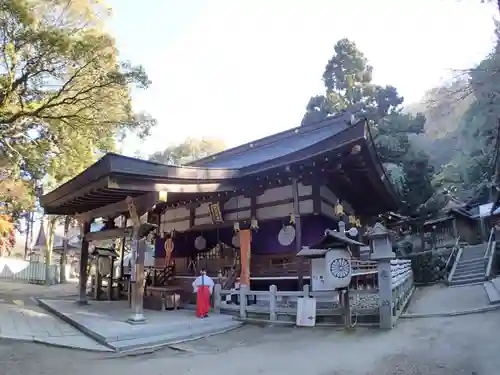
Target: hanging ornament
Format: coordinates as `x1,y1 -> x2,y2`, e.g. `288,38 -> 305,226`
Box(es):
334,201 -> 344,216
250,217 -> 259,230
232,232 -> 240,248
289,213 -> 295,225
348,215 -> 356,225
233,221 -> 240,232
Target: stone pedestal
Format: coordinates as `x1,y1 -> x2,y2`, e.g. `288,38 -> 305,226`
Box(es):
369,223 -> 395,329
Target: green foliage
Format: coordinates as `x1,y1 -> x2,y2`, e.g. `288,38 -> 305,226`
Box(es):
149,137 -> 226,165
431,25 -> 500,202
0,0 -> 155,217
301,38 -> 434,215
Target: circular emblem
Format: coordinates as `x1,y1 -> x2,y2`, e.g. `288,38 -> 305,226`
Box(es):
278,225 -> 296,246
194,236 -> 207,251
329,258 -> 351,279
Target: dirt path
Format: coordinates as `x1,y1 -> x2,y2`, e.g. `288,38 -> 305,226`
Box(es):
2,310 -> 499,375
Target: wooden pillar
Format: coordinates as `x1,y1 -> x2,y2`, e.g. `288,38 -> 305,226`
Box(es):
452,218 -> 458,239
119,215 -> 127,280
239,229 -> 252,287
77,221 -> 91,305
108,256 -> 114,300
60,216 -> 70,283
292,177 -> 303,290
126,196 -> 147,324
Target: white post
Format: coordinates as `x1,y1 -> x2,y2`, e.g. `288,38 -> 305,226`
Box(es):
214,283 -> 222,314
239,284 -> 248,319
269,284 -> 277,321
302,284 -> 310,298
369,223 -> 395,329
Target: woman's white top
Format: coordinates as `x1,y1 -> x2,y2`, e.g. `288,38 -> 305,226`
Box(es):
192,275 -> 214,293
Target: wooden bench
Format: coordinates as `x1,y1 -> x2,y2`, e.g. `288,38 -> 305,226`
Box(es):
145,286 -> 183,311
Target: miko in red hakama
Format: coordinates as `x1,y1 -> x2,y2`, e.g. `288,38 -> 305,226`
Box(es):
196,285 -> 211,318
192,272 -> 214,318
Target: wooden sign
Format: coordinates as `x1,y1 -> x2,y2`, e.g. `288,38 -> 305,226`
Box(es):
208,202 -> 224,224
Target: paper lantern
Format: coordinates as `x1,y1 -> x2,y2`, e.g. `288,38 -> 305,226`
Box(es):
334,203 -> 344,216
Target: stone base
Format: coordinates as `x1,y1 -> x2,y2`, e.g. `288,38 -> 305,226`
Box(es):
126,314 -> 147,325
36,298 -> 242,353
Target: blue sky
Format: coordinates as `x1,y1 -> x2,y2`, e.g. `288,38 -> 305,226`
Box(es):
106,0 -> 498,157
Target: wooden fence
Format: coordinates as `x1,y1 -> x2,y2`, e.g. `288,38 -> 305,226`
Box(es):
0,258 -> 60,284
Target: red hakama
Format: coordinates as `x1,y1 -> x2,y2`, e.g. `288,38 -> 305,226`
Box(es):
196,285 -> 210,318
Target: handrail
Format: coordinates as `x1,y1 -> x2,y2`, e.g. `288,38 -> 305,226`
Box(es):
485,227 -> 496,280
445,236 -> 460,270
447,246 -> 463,284
484,227 -> 495,259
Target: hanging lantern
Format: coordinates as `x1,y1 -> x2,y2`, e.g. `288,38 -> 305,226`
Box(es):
289,213 -> 295,225
250,217 -> 259,230
334,202 -> 344,216
233,221 -> 240,232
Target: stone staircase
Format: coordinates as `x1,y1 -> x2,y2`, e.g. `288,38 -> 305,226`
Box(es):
449,243 -> 487,286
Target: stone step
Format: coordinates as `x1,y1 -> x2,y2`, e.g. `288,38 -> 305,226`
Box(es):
484,281 -> 500,304
456,258 -> 485,265
110,320 -> 243,353
455,263 -> 486,274
456,261 -> 485,269
450,276 -> 487,286
452,272 -> 485,282
491,276 -> 500,291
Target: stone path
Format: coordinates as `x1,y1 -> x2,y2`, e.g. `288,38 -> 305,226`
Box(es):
0,281 -> 111,352
3,311 -> 500,375
403,283 -> 494,317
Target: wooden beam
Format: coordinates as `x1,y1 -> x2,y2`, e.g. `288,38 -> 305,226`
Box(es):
85,227 -> 133,242
108,177 -> 236,194
76,192 -> 159,222
46,177 -> 109,208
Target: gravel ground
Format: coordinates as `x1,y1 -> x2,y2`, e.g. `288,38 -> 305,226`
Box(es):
1,310 -> 499,375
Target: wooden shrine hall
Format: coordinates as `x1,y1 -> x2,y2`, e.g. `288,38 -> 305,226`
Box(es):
40,112 -> 400,310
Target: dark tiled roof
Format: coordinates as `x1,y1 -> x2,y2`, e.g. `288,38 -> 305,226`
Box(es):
191,112 -> 352,169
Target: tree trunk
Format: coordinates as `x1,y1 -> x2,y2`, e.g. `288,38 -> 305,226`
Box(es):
45,216 -> 56,285
24,212 -> 31,260
60,216 -> 70,283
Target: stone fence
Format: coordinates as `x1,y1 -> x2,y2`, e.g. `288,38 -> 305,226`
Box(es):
213,258 -> 414,329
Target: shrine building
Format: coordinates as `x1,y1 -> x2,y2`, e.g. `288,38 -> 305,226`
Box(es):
40,112 -> 400,302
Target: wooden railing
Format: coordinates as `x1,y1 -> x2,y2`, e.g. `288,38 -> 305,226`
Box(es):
152,265 -> 175,286
212,259 -> 414,325
351,259 -> 378,275
214,283 -> 380,326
